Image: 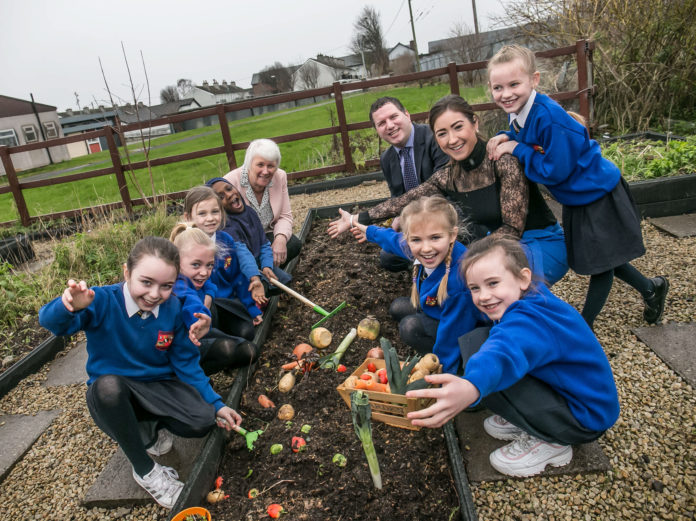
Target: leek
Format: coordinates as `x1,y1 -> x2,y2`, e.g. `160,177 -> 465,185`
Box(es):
351,390 -> 382,489
320,327 -> 357,369
381,337 -> 422,394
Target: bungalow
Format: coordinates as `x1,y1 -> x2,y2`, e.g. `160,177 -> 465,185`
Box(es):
0,94 -> 70,175
192,80 -> 251,106
292,55 -> 360,91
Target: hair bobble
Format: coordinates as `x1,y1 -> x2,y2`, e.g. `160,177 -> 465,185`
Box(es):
412,276 -> 417,284
445,266 -> 450,274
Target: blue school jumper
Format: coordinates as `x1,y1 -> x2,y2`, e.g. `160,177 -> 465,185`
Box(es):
504,92 -> 620,206
173,275 -> 218,327
210,232 -> 262,319
38,283 -> 224,411
366,226 -> 479,375
464,284 -> 619,432
213,230 -> 259,283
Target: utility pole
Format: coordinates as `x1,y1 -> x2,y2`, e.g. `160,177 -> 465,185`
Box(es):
407,0 -> 421,72
472,0 -> 480,34
30,93 -> 53,164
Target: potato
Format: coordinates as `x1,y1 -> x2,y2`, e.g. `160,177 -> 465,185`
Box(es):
309,327 -> 332,349
415,353 -> 440,375
343,375 -> 359,389
277,404 -> 295,421
278,372 -> 296,393
408,370 -> 426,384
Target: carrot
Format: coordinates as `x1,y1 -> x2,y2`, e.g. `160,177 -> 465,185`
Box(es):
354,380 -> 368,390
258,394 -> 275,408
281,361 -> 300,371
365,380 -> 388,393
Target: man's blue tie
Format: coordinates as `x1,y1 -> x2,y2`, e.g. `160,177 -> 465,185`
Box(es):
401,146 -> 419,192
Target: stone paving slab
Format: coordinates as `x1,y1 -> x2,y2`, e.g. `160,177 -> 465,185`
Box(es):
649,213 -> 696,237
43,341 -> 88,387
633,323 -> 696,387
0,410 -> 62,482
82,434 -> 208,508
454,409 -> 611,482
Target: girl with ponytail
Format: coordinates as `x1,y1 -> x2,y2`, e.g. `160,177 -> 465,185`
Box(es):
345,195 -> 479,374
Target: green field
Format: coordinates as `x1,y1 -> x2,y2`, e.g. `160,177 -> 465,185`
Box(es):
0,83 -> 488,223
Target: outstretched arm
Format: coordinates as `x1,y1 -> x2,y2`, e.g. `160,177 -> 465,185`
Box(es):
327,208 -> 356,238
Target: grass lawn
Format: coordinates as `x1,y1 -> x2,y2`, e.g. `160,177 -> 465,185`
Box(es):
0,83 -> 487,223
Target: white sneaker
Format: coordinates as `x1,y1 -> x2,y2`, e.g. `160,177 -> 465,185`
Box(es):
483,415 -> 524,440
146,429 -> 174,456
489,432 -> 573,477
132,462 -> 184,509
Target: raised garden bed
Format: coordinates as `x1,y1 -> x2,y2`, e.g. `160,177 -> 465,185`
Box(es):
175,205 -> 474,521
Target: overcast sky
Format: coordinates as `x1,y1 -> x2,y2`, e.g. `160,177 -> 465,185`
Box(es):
0,0 -> 507,112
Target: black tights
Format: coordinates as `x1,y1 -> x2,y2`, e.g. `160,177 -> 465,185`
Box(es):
200,336 -> 258,375
389,297 -> 438,355
582,263 -> 654,328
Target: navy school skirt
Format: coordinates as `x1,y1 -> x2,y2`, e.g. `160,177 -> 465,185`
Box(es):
562,177 -> 645,275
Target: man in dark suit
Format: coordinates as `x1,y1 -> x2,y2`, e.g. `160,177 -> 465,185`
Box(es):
369,96 -> 449,271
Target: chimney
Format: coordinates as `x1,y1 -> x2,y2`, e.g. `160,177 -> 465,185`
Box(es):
202,80 -> 209,86
409,40 -> 416,51
222,79 -> 227,85
66,108 -> 73,116
212,79 -> 218,85
230,81 -> 236,87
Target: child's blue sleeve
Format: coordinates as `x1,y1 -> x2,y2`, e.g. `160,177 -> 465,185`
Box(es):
174,281 -> 211,329
234,241 -> 260,281
234,279 -> 262,318
167,320 -> 225,411
512,119 -> 585,187
202,279 -> 217,299
39,290 -> 101,336
365,226 -> 411,259
259,240 -> 274,270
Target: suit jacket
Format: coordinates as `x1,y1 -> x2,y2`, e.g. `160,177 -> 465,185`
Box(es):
380,123 -> 450,197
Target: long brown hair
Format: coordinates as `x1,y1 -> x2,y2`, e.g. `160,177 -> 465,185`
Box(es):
183,185 -> 226,230
400,195 -> 458,308
461,235 -> 532,288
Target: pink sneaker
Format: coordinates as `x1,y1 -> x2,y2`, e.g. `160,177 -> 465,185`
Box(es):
489,433 -> 572,477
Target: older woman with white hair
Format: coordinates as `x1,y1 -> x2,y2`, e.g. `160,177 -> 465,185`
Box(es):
224,138 -> 302,266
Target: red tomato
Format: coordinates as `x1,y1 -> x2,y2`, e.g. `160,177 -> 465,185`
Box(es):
366,362 -> 377,373
360,372 -> 374,381
376,368 -> 388,384
267,503 -> 284,518
291,436 -> 307,452
336,364 -> 347,373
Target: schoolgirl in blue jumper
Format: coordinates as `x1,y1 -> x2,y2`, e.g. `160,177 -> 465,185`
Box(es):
38,236 -> 241,509
206,176 -> 292,298
486,44 -> 669,329
407,235 -> 620,477
345,195 -> 479,375
169,223 -> 259,374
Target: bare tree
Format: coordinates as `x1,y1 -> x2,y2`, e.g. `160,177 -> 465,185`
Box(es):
298,61 -> 321,90
159,85 -> 180,103
350,6 -> 389,76
176,78 -> 194,99
446,21 -> 485,84
259,62 -> 293,93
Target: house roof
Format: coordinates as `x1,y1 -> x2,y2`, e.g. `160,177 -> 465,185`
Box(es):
196,82 -> 245,95
59,110 -> 117,125
115,98 -> 200,124
313,55 -> 350,70
0,94 -> 56,118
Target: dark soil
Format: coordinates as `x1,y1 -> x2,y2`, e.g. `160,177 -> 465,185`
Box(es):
0,316 -> 51,375
209,218 -> 461,521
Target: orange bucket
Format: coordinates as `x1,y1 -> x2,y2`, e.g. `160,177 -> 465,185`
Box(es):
171,506 -> 212,521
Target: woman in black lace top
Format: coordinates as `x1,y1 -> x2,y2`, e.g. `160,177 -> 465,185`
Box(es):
328,95 -> 568,285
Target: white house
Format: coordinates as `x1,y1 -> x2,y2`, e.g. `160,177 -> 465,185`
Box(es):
0,95 -> 70,175
388,42 -> 416,61
292,55 -> 361,91
192,80 -> 250,106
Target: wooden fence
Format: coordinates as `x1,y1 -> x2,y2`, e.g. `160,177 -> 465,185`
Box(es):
0,40 -> 594,227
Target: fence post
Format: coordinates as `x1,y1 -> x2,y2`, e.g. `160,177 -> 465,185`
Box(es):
576,39 -> 592,128
448,62 -> 460,96
332,82 -> 355,173
217,104 -> 237,171
104,125 -> 133,215
0,146 -> 31,226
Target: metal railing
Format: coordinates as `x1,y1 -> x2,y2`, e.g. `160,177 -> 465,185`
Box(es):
0,40 -> 594,227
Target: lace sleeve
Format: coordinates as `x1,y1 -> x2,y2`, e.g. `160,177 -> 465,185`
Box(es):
492,154 -> 528,238
367,166 -> 449,221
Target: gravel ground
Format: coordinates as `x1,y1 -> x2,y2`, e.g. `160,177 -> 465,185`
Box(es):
0,179 -> 694,520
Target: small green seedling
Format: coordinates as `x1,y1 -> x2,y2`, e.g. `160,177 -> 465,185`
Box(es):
332,453 -> 347,467
301,424 -> 312,434
270,443 -> 283,455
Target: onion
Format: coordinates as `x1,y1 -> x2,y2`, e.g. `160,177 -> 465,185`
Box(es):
366,347 -> 384,360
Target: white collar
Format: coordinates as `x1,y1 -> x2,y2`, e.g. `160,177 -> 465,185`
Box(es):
510,90 -> 537,129
123,282 -> 160,318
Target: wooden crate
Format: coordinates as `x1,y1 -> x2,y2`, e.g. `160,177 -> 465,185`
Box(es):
336,358 -> 435,431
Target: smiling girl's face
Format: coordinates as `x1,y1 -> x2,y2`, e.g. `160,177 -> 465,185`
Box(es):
187,197 -> 222,236
123,255 -> 177,311
179,243 -> 216,290
405,215 -> 457,271
465,247 -> 531,321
